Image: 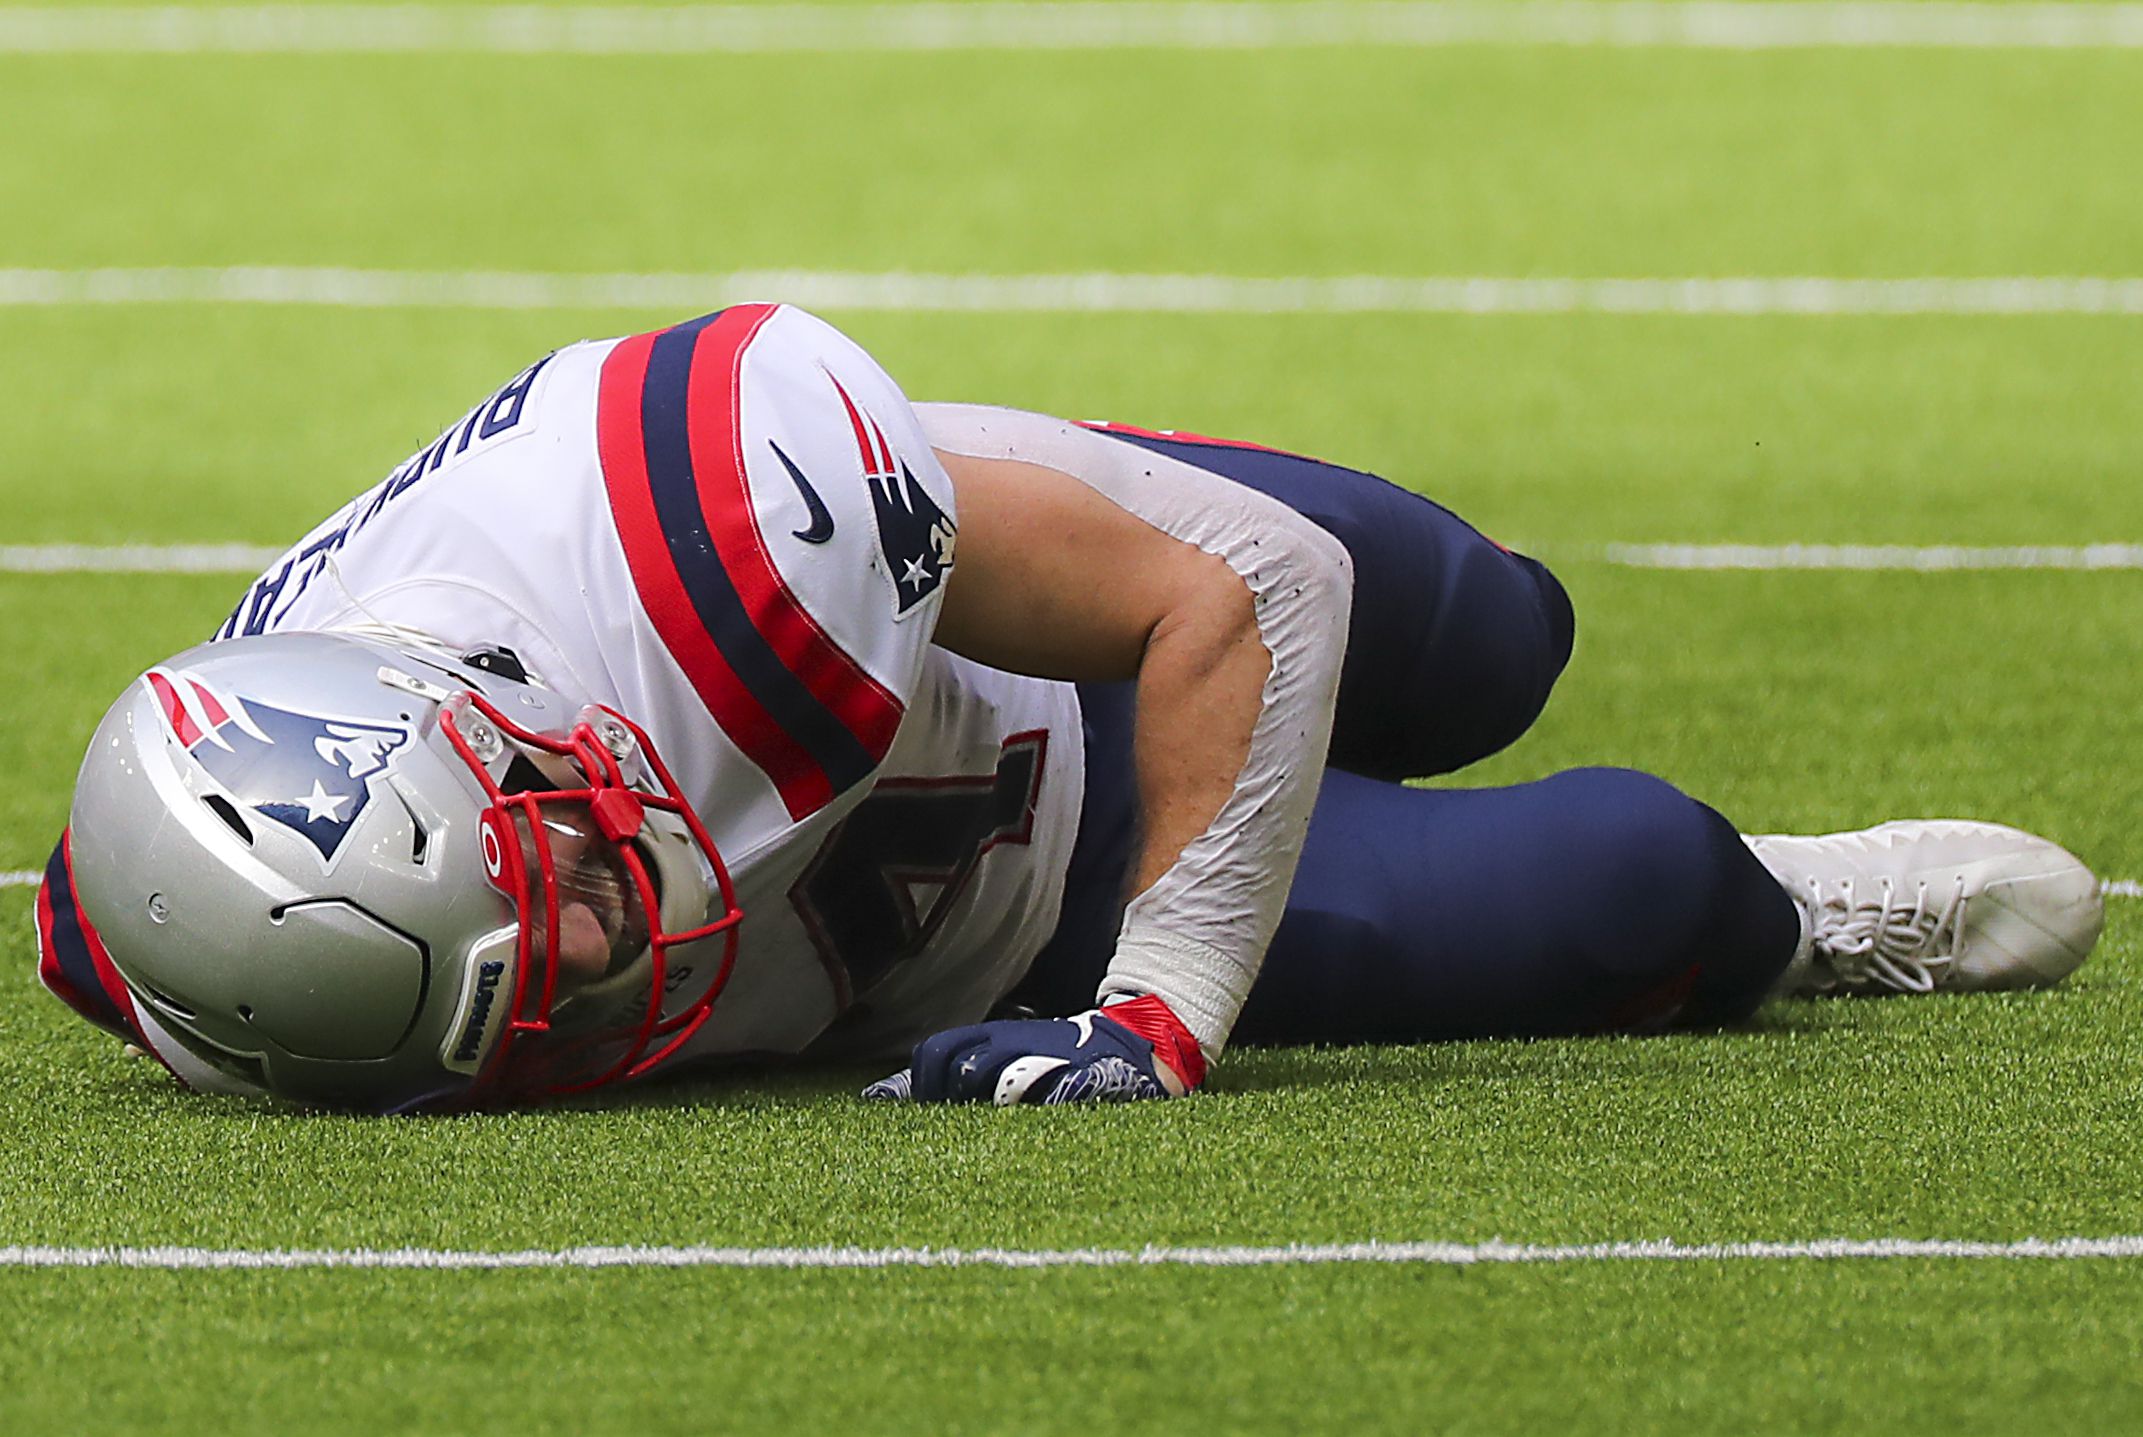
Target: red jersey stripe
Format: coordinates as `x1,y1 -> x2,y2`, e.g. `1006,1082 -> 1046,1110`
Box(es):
680,309 -> 906,763
67,833 -> 140,1031
597,326 -> 835,818
37,832 -> 145,1043
34,856 -> 87,1016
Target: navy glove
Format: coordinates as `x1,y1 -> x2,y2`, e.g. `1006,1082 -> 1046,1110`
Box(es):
863,995 -> 1208,1105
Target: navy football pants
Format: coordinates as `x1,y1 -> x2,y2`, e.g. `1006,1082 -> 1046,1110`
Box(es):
1019,429 -> 1803,1041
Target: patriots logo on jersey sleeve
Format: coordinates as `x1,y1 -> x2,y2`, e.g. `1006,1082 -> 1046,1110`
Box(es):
827,372 -> 955,618
144,667 -> 411,865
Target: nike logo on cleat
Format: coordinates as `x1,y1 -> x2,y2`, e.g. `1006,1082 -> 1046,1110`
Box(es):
769,440 -> 836,544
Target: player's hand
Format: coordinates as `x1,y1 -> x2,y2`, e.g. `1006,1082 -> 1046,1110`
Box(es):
861,994 -> 1208,1105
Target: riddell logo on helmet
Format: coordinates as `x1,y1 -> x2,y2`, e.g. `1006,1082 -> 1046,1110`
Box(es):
444,959 -> 508,1071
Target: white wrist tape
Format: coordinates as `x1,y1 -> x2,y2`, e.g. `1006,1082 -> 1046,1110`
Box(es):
918,404 -> 1352,1053
1094,924 -> 1261,1055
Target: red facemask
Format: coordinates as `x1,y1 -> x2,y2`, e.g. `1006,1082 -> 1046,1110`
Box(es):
437,690 -> 742,1101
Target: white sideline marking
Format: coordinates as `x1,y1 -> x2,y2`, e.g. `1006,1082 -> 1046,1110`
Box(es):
1606,543 -> 2143,571
5,4 -> 2143,55
4,1236 -> 2143,1270
6,269 -> 2143,316
0,544 -> 285,575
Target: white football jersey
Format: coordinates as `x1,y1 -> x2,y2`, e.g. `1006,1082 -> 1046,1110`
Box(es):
214,304 -> 1086,1065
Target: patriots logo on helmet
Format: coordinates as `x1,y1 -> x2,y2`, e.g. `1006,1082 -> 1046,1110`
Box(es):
144,667 -> 411,864
827,371 -> 956,618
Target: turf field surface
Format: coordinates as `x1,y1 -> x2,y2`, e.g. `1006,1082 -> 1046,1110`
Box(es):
3,4 -> 2141,1432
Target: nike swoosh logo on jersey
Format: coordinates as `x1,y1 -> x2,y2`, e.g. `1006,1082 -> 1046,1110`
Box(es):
768,440 -> 836,544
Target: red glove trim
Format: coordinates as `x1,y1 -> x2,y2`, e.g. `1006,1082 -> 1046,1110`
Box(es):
1100,994 -> 1208,1091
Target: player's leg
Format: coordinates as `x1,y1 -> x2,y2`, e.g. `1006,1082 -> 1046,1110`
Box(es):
1086,427 -> 1572,781
1028,438 -> 2103,1043
1022,704 -> 2103,1042
1229,766 -> 1805,1043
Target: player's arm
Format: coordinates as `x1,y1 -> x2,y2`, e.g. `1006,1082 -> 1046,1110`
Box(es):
865,407 -> 1352,1104
932,453 -> 1273,898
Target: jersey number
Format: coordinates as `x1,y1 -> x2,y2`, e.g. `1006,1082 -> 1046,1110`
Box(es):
789,731 -> 1048,1006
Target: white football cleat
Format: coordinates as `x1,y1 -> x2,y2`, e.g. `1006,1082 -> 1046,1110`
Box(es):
1745,821 -> 2105,997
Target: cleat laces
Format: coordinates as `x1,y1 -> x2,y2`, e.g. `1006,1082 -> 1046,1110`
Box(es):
1800,873 -> 1969,994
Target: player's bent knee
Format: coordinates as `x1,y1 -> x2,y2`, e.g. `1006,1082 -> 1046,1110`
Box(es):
1469,553 -> 1576,748
1342,547 -> 1576,781
1542,767 -> 1791,1019
1544,767 -> 1744,951
1519,554 -> 1577,691
1559,767 -> 1733,877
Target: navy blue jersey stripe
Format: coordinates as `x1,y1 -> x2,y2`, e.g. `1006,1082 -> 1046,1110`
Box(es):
38,839 -> 132,1040
638,315 -> 879,796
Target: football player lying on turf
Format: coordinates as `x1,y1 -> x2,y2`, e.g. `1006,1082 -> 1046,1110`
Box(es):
34,305 -> 2107,1111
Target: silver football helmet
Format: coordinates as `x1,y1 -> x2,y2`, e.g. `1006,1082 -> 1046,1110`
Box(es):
64,631 -> 741,1111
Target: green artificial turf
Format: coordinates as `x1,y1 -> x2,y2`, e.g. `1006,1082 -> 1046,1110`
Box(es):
1,4 -> 2139,1433
7,1264 -> 2143,1437
5,309 -> 2143,549
5,48 -> 2141,274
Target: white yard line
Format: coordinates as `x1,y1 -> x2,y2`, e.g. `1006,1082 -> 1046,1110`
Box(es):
0,543 -> 285,575
4,3 -> 2143,55
6,269 -> 2143,316
1605,543 -> 2143,570
5,1235 -> 2143,1270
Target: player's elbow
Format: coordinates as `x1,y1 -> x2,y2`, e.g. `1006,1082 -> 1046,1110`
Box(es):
1169,511 -> 1351,663
1246,510 -> 1354,662
1274,514 -> 1354,627
1149,546 -> 1269,681
1149,512 -> 1351,718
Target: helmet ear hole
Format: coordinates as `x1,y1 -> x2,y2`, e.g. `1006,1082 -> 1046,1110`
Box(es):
202,794 -> 253,846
